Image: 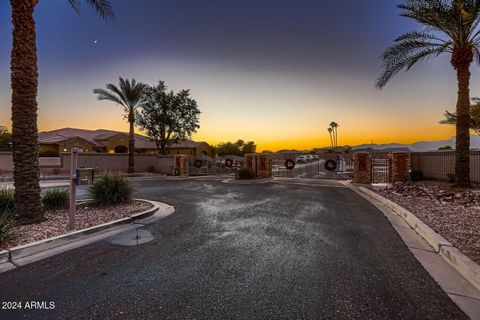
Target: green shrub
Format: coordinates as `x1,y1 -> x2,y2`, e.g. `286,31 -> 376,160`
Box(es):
0,188 -> 15,214
88,173 -> 133,206
0,212 -> 16,244
409,170 -> 424,181
237,167 -> 256,180
42,188 -> 69,210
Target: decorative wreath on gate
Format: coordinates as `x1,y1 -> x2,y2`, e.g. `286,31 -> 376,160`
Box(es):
225,158 -> 234,168
324,159 -> 337,171
285,159 -> 295,170
194,159 -> 203,168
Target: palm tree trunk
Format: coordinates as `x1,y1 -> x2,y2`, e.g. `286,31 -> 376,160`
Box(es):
455,61 -> 471,187
127,111 -> 135,173
334,128 -> 338,151
329,133 -> 333,150
10,0 -> 43,221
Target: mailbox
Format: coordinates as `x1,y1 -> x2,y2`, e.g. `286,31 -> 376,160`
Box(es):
75,168 -> 95,185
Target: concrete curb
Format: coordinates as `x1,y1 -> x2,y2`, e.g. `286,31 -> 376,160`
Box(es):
0,199 -> 173,271
222,178 -> 274,184
342,181 -> 480,293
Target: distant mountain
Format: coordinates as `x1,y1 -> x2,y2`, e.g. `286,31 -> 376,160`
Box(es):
350,135 -> 480,152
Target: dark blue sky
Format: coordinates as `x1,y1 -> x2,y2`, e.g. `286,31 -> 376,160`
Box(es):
0,1 -> 469,150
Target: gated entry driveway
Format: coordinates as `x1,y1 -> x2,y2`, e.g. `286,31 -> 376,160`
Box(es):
0,178 -> 467,319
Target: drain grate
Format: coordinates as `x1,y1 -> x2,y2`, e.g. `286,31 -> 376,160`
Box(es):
107,228 -> 156,246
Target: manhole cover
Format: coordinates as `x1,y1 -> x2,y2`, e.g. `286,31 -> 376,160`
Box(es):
107,228 -> 156,246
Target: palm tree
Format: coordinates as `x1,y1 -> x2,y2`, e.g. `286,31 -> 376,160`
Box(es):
329,121 -> 339,151
10,0 -> 114,221
327,127 -> 334,150
94,78 -> 146,173
376,0 -> 480,187
440,97 -> 480,135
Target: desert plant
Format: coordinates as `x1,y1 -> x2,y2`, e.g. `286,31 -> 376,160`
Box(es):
42,188 -> 69,210
237,167 -> 256,180
409,170 -> 424,181
0,187 -> 15,214
88,173 -> 133,206
0,212 -> 16,244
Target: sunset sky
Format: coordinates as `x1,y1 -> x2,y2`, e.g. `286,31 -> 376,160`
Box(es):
0,0 -> 476,151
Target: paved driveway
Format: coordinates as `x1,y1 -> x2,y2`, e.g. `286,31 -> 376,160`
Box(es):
0,178 -> 468,319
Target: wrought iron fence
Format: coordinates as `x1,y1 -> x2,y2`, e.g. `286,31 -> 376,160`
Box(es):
371,152 -> 389,183
271,152 -> 354,180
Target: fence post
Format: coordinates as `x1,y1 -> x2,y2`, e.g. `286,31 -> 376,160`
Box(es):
69,148 -> 79,231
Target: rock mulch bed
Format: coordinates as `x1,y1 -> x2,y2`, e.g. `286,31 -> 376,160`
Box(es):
374,181 -> 480,265
1,200 -> 153,250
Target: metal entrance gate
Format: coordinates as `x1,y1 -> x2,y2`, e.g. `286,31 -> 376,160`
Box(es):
271,152 -> 354,180
371,152 -> 389,183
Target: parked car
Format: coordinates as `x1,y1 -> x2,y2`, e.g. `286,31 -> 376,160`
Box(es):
297,156 -> 307,163
313,155 -> 319,160
305,155 -> 313,162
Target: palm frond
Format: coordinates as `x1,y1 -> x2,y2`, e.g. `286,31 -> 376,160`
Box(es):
376,32 -> 452,88
67,0 -> 115,22
93,88 -> 124,106
67,0 -> 81,13
94,78 -> 146,114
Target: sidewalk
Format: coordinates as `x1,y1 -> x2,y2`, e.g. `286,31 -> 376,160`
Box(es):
0,180 -> 69,189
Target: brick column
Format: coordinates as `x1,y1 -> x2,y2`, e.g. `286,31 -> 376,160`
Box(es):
174,154 -> 189,177
353,152 -> 372,184
243,154 -> 272,178
388,152 -> 410,183
244,154 -> 256,172
256,154 -> 272,178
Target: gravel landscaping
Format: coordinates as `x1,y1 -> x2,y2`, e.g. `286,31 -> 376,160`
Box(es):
1,200 -> 153,250
374,181 -> 480,265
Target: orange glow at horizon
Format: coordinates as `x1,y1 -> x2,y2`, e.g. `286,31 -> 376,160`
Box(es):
0,57 -> 463,153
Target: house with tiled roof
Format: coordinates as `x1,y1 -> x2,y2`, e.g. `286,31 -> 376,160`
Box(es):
38,128 -> 213,157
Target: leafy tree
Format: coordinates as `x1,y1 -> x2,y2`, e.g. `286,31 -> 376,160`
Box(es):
215,140 -> 257,156
242,141 -> 257,154
0,127 -> 12,151
439,146 -> 453,150
136,81 -> 201,155
216,142 -> 240,156
10,0 -> 114,220
94,78 -> 146,173
440,97 -> 480,135
376,0 -> 480,187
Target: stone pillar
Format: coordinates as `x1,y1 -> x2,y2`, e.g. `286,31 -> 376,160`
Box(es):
243,154 -> 272,179
174,154 -> 189,177
388,152 -> 410,183
353,152 -> 372,184
244,154 -> 256,172
256,154 -> 272,178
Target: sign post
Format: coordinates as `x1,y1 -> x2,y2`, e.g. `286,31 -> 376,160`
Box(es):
69,148 -> 79,231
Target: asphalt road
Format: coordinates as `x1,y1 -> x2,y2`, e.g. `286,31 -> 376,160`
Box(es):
273,160 -> 340,179
0,178 -> 468,319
